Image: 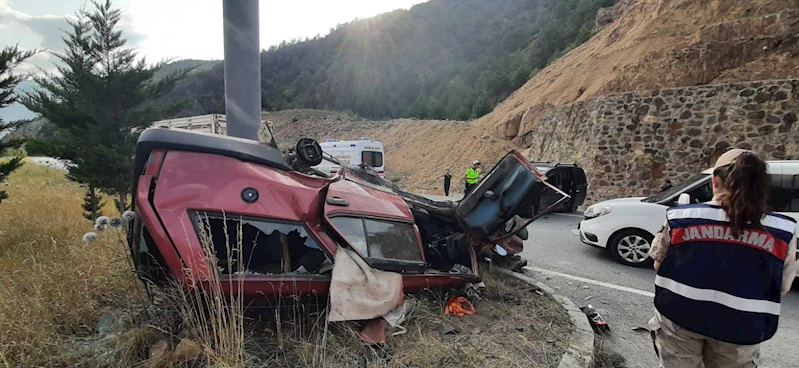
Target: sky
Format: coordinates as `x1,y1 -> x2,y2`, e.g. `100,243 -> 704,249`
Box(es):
0,0 -> 427,121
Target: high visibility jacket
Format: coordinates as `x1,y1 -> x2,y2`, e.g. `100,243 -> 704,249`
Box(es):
465,168 -> 482,184
655,204 -> 796,345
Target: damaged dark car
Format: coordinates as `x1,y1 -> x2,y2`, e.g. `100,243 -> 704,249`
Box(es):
127,127 -> 569,301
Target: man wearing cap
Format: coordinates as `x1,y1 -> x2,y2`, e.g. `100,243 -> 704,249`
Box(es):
647,149 -> 797,367
464,161 -> 482,195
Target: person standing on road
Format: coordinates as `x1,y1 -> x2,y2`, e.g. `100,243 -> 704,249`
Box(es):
443,169 -> 452,197
648,149 -> 797,368
464,161 -> 482,195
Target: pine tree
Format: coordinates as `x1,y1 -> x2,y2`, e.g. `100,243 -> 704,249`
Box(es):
81,186 -> 106,221
0,45 -> 36,203
20,0 -> 188,213
471,91 -> 493,119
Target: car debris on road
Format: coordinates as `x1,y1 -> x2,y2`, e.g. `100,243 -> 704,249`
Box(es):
581,304 -> 611,335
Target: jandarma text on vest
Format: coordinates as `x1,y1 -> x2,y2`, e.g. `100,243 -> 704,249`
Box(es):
672,225 -> 788,259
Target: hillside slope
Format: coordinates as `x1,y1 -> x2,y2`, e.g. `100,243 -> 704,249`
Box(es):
167,0 -> 614,121
262,0 -> 799,194
481,0 -> 799,145
264,110 -> 517,193
11,0 -> 797,196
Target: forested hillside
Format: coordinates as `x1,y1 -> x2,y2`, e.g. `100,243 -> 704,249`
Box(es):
167,0 -> 615,120
153,59 -> 217,80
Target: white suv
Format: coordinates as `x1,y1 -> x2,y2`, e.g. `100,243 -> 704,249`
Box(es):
578,161 -> 799,267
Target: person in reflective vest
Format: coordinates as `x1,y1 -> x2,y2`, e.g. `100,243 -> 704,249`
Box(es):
648,149 -> 797,368
464,160 -> 482,194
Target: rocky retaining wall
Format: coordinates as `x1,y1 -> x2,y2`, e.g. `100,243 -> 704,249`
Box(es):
524,79 -> 798,205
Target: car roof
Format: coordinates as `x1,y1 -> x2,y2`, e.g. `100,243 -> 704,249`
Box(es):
134,127 -> 291,175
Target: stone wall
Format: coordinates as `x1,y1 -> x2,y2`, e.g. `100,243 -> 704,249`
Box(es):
525,79 -> 798,206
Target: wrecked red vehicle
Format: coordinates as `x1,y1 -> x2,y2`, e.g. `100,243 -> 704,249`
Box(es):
127,127 -> 568,299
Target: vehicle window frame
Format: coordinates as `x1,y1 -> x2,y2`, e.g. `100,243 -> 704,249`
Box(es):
361,151 -> 383,168
766,174 -> 795,212
363,218 -> 423,261
328,216 -> 369,255
644,173 -> 711,204
189,210 -> 331,263
685,179 -> 714,204
792,175 -> 799,212
361,151 -> 373,167
327,215 -> 425,264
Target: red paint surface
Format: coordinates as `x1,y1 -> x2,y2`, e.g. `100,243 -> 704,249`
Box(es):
325,179 -> 414,221
136,150 -> 483,298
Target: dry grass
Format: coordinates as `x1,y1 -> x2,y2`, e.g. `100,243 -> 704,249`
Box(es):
0,160 -> 145,367
225,269 -> 570,368
0,160 -> 572,368
593,339 -> 628,368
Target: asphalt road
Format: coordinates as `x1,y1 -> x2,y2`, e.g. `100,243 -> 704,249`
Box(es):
521,212 -> 799,368
422,194 -> 799,366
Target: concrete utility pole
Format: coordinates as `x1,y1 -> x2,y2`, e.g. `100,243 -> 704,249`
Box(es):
223,0 -> 260,140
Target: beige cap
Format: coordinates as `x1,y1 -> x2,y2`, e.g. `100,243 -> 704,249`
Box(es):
713,148 -> 752,169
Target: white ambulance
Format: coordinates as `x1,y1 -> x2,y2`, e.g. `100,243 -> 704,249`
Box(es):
314,138 -> 385,177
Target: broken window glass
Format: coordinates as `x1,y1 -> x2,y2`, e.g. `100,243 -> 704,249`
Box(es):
193,212 -> 328,276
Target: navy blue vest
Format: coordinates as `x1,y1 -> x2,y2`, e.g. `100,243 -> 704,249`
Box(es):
655,204 -> 796,345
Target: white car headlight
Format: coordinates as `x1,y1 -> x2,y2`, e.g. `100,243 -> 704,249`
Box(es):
585,205 -> 613,219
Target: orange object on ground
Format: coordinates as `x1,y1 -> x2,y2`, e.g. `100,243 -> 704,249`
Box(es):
359,317 -> 390,344
444,295 -> 476,317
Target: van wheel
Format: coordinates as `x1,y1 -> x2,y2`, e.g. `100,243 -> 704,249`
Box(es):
609,229 -> 654,268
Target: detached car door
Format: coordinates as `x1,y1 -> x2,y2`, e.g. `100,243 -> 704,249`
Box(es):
456,151 -> 570,242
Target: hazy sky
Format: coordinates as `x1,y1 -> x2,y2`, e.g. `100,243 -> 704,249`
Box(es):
1,0 -> 427,69
0,0 -> 426,121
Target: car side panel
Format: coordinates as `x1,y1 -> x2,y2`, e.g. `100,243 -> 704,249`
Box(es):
581,203 -> 668,247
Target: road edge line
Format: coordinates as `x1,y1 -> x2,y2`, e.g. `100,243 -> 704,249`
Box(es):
495,268 -> 595,368
524,266 -> 656,297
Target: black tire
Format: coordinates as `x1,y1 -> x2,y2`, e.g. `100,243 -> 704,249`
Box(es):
609,229 -> 654,268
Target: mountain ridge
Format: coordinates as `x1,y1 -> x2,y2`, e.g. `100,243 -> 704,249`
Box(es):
165,0 -> 615,121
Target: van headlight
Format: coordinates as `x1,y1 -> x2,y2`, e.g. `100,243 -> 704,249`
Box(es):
585,205 -> 613,219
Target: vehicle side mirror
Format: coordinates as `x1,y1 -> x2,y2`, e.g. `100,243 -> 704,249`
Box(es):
677,193 -> 691,206
295,138 -> 323,166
